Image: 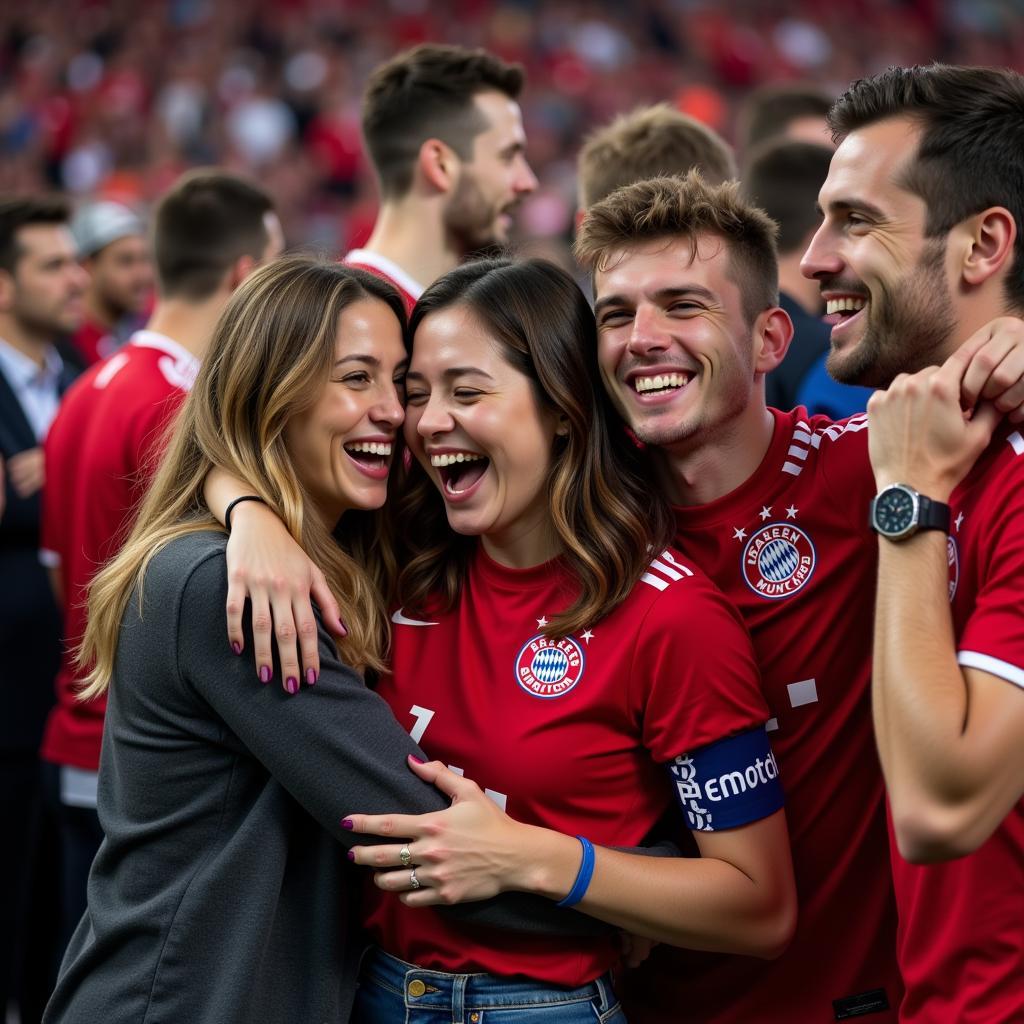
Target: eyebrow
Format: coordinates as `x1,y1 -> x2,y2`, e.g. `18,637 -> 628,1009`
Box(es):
816,197 -> 887,220
594,286 -> 717,317
334,354 -> 409,372
405,366 -> 495,383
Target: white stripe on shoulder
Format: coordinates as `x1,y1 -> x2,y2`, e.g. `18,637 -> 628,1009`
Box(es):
93,351 -> 130,389
1007,431 -> 1024,456
957,650 -> 1024,690
641,550 -> 695,591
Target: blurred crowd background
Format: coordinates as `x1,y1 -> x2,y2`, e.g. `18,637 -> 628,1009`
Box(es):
4,0 -> 1024,263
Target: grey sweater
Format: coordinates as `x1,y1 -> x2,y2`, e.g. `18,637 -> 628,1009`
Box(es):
43,531 -> 601,1024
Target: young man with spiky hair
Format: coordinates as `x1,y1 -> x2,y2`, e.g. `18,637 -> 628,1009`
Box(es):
576,103 -> 737,213
347,43 -> 538,311
803,63 -> 1024,1024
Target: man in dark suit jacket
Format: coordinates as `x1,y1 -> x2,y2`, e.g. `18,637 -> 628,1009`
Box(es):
0,196 -> 87,1022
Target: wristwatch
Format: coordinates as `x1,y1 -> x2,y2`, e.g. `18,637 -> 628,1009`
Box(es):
869,483 -> 951,540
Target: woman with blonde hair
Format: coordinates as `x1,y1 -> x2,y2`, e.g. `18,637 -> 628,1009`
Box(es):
210,257 -> 796,1022
42,256 -> 573,1024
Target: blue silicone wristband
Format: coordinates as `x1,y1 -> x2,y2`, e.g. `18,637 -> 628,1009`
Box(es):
556,836 -> 596,908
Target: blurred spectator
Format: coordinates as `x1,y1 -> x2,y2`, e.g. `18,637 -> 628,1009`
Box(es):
0,195 -> 86,1024
737,83 -> 834,154
742,138 -> 872,416
39,170 -> 282,964
69,201 -> 153,365
576,103 -> 737,214
347,43 -> 537,310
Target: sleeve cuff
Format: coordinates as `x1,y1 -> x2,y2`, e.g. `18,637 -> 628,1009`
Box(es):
958,650 -> 1024,691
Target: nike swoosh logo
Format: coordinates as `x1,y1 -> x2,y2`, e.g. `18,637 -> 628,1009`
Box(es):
391,608 -> 439,626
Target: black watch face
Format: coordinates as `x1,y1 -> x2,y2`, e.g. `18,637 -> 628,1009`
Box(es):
875,487 -> 916,535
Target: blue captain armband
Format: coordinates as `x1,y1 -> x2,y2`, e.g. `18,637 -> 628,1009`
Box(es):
667,727 -> 784,833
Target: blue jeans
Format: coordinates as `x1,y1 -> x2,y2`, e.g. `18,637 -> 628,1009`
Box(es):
352,947 -> 627,1023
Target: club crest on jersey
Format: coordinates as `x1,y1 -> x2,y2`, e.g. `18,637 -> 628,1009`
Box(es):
514,634 -> 586,699
742,522 -> 816,599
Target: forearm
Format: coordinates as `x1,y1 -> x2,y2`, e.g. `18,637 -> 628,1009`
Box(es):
873,534 -> 974,845
204,467 -> 254,525
516,818 -> 792,957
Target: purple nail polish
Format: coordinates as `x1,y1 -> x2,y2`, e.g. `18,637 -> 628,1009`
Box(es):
346,850 -> 355,861
286,676 -> 298,694
341,818 -> 354,830
408,755 -> 424,765
306,668 -> 317,687
231,641 -> 241,655
259,665 -> 271,684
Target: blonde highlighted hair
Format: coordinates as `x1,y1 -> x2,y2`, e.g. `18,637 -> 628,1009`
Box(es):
575,171 -> 780,325
79,255 -> 406,699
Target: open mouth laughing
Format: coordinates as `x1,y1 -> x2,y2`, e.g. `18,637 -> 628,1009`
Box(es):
343,440 -> 393,480
430,449 -> 490,499
823,294 -> 868,334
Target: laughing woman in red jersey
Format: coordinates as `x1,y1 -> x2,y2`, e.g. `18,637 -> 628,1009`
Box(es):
211,258 -> 795,1023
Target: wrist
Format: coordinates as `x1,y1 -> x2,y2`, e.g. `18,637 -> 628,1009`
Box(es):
873,473 -> 954,503
513,826 -> 583,900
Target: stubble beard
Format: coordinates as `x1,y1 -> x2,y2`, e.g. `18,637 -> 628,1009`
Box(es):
827,239 -> 957,389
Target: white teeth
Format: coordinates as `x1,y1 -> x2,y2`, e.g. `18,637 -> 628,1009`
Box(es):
826,297 -> 867,315
345,442 -> 392,456
633,372 -> 690,394
430,452 -> 486,468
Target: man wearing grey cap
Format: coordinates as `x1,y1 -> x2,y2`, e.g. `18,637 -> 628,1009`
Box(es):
69,201 -> 153,365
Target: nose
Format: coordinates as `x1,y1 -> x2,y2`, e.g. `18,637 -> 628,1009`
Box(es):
515,156 -> 539,196
800,221 -> 843,281
415,393 -> 455,438
370,382 -> 405,430
626,303 -> 670,358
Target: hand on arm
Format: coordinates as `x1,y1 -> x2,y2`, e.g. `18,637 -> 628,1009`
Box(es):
868,362 -> 1024,862
7,446 -> 44,498
204,466 -> 345,690
949,315 -> 1024,422
347,758 -> 796,958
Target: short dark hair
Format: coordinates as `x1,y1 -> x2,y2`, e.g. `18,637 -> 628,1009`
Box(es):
362,44 -> 525,200
741,140 -> 833,254
575,172 -> 779,326
577,104 -> 737,209
153,170 -> 275,301
739,84 -> 833,152
829,63 -> 1024,310
0,196 -> 71,274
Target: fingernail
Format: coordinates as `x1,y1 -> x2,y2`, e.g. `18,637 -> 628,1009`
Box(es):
336,619 -> 348,637
346,850 -> 355,861
408,755 -> 424,765
231,641 -> 241,655
286,676 -> 298,694
341,818 -> 354,830
306,668 -> 317,687
259,665 -> 271,684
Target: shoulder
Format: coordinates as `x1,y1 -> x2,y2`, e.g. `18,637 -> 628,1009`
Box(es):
143,531 -> 230,616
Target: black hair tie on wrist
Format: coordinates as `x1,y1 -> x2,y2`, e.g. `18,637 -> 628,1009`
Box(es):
224,495 -> 267,532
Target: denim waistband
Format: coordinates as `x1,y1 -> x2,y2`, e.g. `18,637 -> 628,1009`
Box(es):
360,946 -> 619,1014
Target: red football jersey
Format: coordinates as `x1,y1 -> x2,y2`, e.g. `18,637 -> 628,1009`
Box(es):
363,545 -> 774,986
343,248 -> 423,316
891,423 -> 1024,1024
40,331 -> 197,770
624,407 -> 901,1023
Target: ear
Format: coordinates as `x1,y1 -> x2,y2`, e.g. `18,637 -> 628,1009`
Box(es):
228,253 -> 258,291
555,414 -> 570,438
957,207 -> 1016,288
418,139 -> 459,195
574,208 -> 586,233
753,306 -> 794,375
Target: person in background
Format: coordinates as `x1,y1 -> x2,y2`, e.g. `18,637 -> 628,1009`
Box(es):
346,43 -> 538,311
576,103 -> 737,216
737,83 -> 835,154
39,170 -> 283,957
742,138 -> 872,415
0,196 -> 86,1023
68,201 -> 153,366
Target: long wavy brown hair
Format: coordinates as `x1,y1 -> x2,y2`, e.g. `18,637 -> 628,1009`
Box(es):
394,257 -> 674,638
79,256 -> 405,698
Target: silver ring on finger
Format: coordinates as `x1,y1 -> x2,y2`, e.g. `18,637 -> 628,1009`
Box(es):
399,844 -> 412,868
409,868 -> 421,890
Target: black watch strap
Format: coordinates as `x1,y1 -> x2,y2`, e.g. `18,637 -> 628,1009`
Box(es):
916,494 -> 951,533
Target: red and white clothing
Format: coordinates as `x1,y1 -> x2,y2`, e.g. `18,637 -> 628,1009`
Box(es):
891,423 -> 1024,1024
364,545 -> 776,987
343,248 -> 424,316
40,331 -> 198,774
625,407 -> 901,1023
